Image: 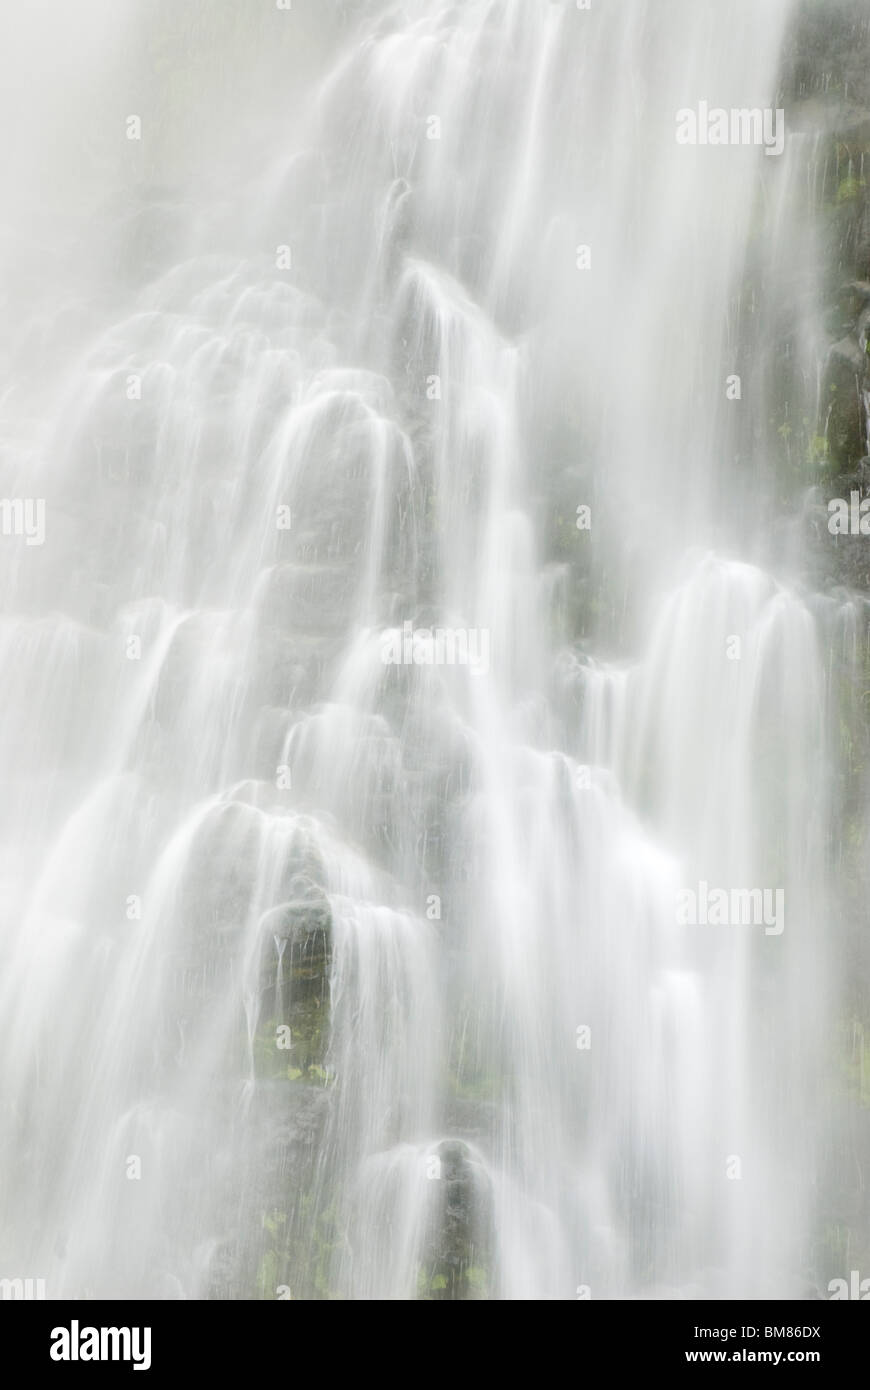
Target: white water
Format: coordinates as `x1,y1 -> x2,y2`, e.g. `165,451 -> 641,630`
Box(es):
0,0 -> 859,1299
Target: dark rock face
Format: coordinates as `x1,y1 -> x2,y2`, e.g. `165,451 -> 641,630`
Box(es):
205,1081 -> 334,1301
417,1140 -> 494,1300
784,1 -> 870,491
207,875 -> 337,1300
762,2 -> 870,599
823,335 -> 868,472
256,875 -> 333,1081
777,0 -> 870,1301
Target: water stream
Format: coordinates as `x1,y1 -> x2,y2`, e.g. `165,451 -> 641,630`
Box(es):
0,0 -> 865,1300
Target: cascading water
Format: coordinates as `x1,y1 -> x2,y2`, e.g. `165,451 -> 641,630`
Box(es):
1,0 -> 868,1301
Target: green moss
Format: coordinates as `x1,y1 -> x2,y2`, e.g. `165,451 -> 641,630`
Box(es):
255,1248 -> 280,1300
306,1063 -> 333,1085
836,175 -> 867,204
253,1193 -> 345,1300
416,1254 -> 490,1301
445,1067 -> 501,1102
263,1210 -> 287,1237
836,1020 -> 870,1107
251,1018 -> 335,1084
807,433 -> 829,466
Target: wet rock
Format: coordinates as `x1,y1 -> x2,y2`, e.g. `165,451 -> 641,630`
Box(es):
417,1139 -> 493,1301
256,879 -> 333,1079
823,335 -> 868,472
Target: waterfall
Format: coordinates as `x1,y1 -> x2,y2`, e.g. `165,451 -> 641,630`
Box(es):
0,0 -> 866,1301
